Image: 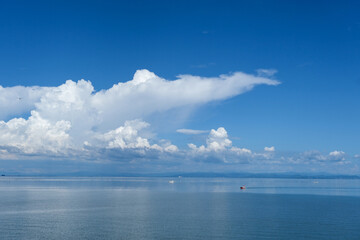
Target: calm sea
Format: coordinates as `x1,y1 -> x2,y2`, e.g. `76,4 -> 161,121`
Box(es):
0,177 -> 359,239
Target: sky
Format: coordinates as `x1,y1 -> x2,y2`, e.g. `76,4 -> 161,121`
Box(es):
0,0 -> 359,175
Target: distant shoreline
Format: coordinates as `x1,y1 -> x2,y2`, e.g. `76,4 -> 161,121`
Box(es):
1,172 -> 360,179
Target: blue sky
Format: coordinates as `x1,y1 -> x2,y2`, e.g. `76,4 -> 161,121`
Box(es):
0,0 -> 359,175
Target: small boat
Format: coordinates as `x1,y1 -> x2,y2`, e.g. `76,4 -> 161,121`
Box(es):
169,180 -> 175,184
240,185 -> 246,190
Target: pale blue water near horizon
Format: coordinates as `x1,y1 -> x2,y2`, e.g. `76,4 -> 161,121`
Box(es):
0,177 -> 359,239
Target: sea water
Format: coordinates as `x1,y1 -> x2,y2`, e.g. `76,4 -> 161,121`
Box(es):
0,177 -> 359,239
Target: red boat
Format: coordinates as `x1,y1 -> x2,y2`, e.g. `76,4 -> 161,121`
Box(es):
240,185 -> 246,190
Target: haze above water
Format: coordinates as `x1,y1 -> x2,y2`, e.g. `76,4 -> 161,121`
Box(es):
1,177 -> 359,239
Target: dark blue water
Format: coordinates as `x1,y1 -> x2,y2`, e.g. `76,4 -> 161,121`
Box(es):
0,177 -> 359,239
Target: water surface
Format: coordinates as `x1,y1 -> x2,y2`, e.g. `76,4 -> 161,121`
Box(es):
0,177 -> 359,239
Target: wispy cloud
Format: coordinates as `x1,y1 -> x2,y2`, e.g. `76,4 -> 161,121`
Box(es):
256,68 -> 278,77
190,62 -> 216,69
176,129 -> 208,135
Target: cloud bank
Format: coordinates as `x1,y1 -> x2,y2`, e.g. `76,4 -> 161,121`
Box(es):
0,69 -> 279,155
0,69 -> 356,175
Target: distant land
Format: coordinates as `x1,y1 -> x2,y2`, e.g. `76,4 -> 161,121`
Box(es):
1,172 -> 360,179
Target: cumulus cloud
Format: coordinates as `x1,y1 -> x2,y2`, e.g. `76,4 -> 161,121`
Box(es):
0,85 -> 49,120
164,145 -> 179,152
3,69 -> 353,174
187,128 -> 350,166
206,128 -> 233,151
264,146 -> 275,152
91,119 -> 179,153
176,129 -> 208,135
188,127 -> 253,163
97,120 -> 152,149
0,62 -> 356,175
328,150 -> 346,161
0,69 -> 279,157
91,69 -> 279,131
0,111 -> 71,154
189,127 -> 232,152
287,150 -> 348,164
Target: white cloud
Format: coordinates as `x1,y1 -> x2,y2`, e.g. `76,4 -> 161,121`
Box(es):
0,85 -> 49,120
207,127 -> 232,151
87,119 -> 179,153
164,145 -> 179,152
1,70 -> 280,129
189,127 -> 232,152
3,69 -> 352,174
329,150 -> 345,157
0,111 -> 71,154
256,68 -> 278,77
0,109 -> 355,174
328,150 -> 346,161
0,69 -> 279,157
91,69 -> 279,131
287,150 -> 348,164
187,127 -> 253,163
187,129 -> 349,165
176,129 -> 208,134
264,146 -> 275,152
230,147 -> 252,155
97,119 -> 152,149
